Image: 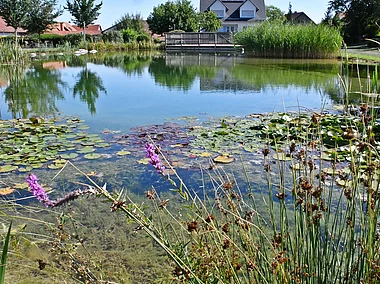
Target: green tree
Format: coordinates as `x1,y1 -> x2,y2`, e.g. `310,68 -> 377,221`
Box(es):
65,0 -> 102,42
327,0 -> 380,42
147,0 -> 197,35
198,11 -> 221,32
24,0 -> 62,43
0,0 -> 30,41
114,13 -> 144,32
266,5 -> 286,22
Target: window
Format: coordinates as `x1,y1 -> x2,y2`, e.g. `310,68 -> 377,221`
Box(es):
241,10 -> 255,18
224,25 -> 237,33
212,9 -> 225,18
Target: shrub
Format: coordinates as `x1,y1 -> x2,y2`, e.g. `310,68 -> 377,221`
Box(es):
64,33 -> 84,47
121,28 -> 138,43
136,32 -> 151,43
102,31 -> 123,43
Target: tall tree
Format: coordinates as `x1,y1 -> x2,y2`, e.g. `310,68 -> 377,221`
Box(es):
147,0 -> 197,35
327,0 -> 380,42
0,0 -> 30,41
65,0 -> 102,42
114,13 -> 144,32
24,0 -> 62,42
266,5 -> 286,22
198,11 -> 221,32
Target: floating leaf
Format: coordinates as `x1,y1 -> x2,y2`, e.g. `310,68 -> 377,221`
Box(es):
96,143 -> 110,148
200,152 -> 212,157
116,150 -> 131,156
77,147 -> 95,154
13,183 -> 29,189
137,158 -> 150,165
0,165 -> 18,173
0,187 -> 15,195
60,153 -> 79,159
48,164 -> 64,170
84,153 -> 101,160
214,155 -> 235,164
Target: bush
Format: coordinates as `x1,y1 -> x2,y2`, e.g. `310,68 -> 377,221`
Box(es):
136,32 -> 151,43
121,28 -> 138,43
28,34 -> 65,47
64,33 -> 84,47
102,31 -> 123,43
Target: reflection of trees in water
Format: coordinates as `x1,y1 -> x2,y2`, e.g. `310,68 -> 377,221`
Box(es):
2,64 -> 66,118
66,52 -> 154,76
148,57 -> 216,91
73,66 -> 107,115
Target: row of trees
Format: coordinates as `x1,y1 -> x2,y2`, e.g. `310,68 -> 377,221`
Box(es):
322,0 -> 380,43
147,0 -> 221,34
0,0 -> 102,42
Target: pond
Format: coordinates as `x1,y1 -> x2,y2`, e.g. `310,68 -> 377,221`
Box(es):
0,52 -> 349,192
1,51 -> 379,283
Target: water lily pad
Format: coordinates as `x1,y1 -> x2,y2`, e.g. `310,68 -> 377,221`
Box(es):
84,153 -> 101,160
13,182 -> 29,189
18,166 -> 33,173
137,158 -> 150,165
0,165 -> 18,173
48,164 -> 65,169
116,150 -> 131,156
214,155 -> 235,164
60,153 -> 79,159
96,143 -> 110,148
0,187 -> 15,195
200,152 -> 212,157
77,147 -> 95,154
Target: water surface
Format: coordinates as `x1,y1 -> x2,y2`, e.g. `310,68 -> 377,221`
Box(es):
0,52 -> 344,133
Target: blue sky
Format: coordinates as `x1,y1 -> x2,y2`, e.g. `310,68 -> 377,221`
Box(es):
57,0 -> 330,29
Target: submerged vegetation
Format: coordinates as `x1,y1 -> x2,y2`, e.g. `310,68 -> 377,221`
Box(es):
235,22 -> 342,59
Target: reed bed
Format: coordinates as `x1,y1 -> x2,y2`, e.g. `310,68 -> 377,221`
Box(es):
235,22 -> 342,59
0,41 -> 28,65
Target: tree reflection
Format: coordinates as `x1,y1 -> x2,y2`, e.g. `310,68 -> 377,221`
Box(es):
2,64 -> 66,118
73,65 -> 107,115
148,57 -> 216,91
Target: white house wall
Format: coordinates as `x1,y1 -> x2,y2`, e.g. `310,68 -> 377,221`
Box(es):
218,21 -> 261,32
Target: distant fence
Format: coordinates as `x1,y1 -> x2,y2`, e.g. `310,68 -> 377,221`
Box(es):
165,32 -> 233,48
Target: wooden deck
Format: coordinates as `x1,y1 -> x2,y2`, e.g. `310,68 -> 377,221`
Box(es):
165,32 -> 243,53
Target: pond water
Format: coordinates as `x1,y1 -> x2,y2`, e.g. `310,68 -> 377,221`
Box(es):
0,52 -> 344,133
1,52 -> 378,282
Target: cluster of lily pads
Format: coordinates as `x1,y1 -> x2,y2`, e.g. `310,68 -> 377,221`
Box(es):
0,116 -> 113,174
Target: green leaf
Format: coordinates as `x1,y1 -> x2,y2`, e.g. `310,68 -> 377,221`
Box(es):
0,221 -> 12,284
84,153 -> 101,160
116,150 -> 131,156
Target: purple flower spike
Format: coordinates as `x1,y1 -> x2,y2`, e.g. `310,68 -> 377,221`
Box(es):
26,174 -> 52,207
145,143 -> 165,174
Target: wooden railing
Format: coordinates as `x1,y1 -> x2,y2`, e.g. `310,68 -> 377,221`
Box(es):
165,32 -> 233,47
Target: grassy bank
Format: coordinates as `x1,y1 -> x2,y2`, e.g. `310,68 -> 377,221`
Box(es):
235,22 -> 342,59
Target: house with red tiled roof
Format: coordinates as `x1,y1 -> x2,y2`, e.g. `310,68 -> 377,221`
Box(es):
44,22 -> 102,36
0,16 -> 27,36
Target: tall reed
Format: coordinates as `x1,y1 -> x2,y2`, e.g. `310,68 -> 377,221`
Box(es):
234,22 -> 342,59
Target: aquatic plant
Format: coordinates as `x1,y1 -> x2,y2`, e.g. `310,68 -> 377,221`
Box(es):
234,22 -> 342,59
